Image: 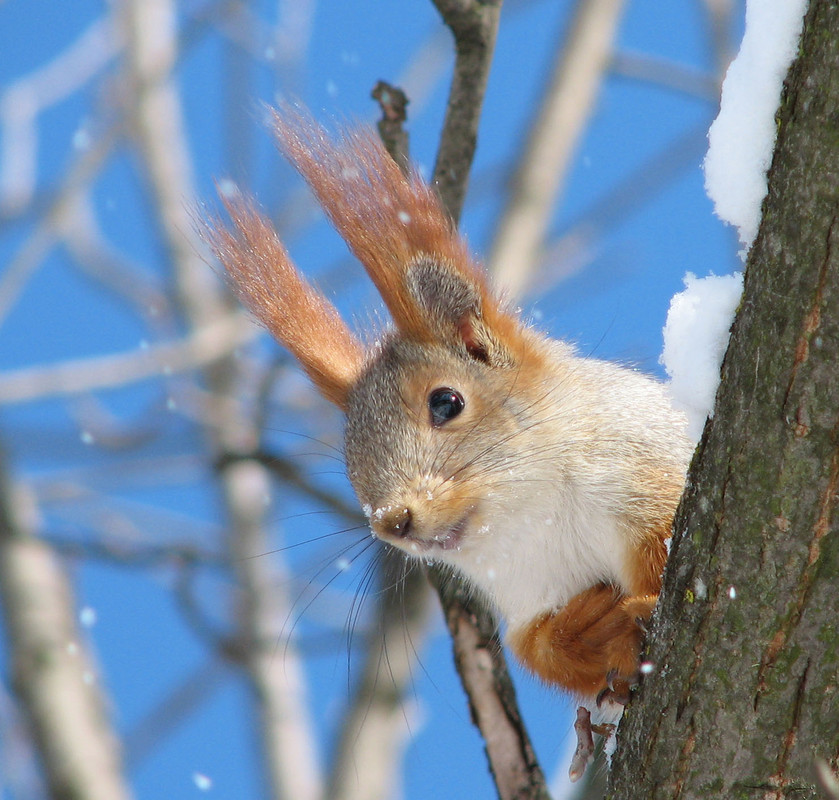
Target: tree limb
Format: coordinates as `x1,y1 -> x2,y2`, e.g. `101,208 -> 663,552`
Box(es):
0,446 -> 133,800
0,311 -> 258,405
610,2 -> 839,796
120,2 -> 323,797
431,0 -> 503,221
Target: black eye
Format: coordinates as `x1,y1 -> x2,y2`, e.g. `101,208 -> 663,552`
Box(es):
428,387 -> 465,427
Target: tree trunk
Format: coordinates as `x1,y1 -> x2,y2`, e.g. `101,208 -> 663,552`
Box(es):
609,1 -> 839,798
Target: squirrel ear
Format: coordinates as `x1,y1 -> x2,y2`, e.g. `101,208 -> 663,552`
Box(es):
405,257 -> 523,367
203,190 -> 364,410
268,106 -> 528,364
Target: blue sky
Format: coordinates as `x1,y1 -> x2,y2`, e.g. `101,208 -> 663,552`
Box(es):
0,1 -> 740,798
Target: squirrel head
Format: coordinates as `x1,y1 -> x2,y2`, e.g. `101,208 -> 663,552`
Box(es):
204,106 -> 552,562
204,106 -> 541,502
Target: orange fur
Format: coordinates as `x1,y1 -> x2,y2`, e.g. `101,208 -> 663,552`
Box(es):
267,106 -> 522,351
205,191 -> 363,409
508,584 -> 657,696
627,524 -> 670,597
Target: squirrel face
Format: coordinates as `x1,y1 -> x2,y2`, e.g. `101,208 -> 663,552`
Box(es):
345,336 -> 524,559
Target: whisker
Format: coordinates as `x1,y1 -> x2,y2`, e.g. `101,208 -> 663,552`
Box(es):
279,535 -> 376,657
262,427 -> 346,459
237,524 -> 368,560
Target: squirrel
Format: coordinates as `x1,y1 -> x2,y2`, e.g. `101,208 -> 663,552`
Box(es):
205,106 -> 693,773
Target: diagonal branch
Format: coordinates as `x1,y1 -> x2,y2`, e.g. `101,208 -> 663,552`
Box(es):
0,311 -> 257,405
488,0 -> 627,298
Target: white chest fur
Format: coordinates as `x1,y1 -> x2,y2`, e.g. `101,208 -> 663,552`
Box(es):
440,484 -> 631,632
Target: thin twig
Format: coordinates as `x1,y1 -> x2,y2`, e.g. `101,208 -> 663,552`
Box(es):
610,51 -> 718,100
124,659 -> 229,769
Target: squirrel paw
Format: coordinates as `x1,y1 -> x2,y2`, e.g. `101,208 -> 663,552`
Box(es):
569,706 -> 618,782
596,667 -> 641,708
568,706 -> 595,782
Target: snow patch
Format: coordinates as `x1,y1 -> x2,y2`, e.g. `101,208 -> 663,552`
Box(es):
661,272 -> 743,442
704,0 -> 807,253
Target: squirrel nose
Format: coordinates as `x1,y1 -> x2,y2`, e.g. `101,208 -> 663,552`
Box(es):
377,506 -> 413,538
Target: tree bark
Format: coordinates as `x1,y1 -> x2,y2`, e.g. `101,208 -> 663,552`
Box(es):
609,1 -> 839,797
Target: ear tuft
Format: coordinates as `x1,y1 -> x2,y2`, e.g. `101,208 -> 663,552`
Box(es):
202,192 -> 364,410
263,106 -> 532,368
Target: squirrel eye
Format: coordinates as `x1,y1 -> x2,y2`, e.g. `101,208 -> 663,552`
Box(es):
428,387 -> 465,427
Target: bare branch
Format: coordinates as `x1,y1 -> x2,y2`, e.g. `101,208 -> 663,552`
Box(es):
431,0 -> 503,221
610,51 -> 718,100
429,569 -> 550,800
120,2 -> 324,797
124,660 -> 229,769
319,90 -> 432,800
120,0 -> 226,330
254,450 -> 365,526
700,0 -> 737,77
489,0 -> 627,298
223,458 -> 323,800
529,123 -> 708,298
0,122 -> 119,327
0,15 -> 118,213
0,448 -> 133,800
326,552 -> 431,800
426,2 -> 551,796
0,311 -> 258,405
63,195 -> 173,327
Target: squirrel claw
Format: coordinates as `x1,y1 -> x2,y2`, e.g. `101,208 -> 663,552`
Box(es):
596,667 -> 642,707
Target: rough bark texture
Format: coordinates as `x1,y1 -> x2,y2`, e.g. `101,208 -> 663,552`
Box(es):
609,1 -> 839,798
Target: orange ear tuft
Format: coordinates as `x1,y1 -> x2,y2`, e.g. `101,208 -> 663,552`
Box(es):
203,189 -> 364,410
267,105 -> 517,350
